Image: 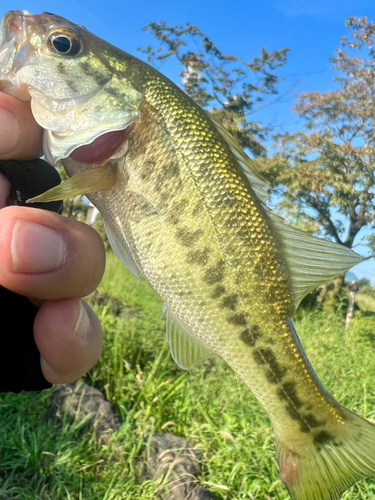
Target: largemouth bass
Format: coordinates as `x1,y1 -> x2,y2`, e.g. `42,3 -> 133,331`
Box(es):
0,11 -> 374,500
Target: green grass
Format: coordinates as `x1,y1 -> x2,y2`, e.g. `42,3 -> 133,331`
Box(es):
1,251 -> 375,499
356,293 -> 375,313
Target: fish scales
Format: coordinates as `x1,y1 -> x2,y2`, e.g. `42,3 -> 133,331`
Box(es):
2,11 -> 375,500
87,77 -> 344,439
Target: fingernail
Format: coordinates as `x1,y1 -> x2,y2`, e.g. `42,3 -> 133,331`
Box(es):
74,300 -> 91,339
0,109 -> 21,156
11,220 -> 66,273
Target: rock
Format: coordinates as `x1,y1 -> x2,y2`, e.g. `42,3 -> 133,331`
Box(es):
45,380 -> 121,446
45,382 -> 216,499
144,433 -> 216,500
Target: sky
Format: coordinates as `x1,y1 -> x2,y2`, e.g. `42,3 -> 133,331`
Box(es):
1,0 -> 375,282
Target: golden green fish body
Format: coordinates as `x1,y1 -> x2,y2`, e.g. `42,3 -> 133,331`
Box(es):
2,11 -> 375,499
73,68 -> 345,443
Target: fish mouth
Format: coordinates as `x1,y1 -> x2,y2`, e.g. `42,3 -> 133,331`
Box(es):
68,127 -> 133,165
0,11 -> 37,98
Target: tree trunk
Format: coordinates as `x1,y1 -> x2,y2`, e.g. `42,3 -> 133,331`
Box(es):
316,275 -> 345,311
345,281 -> 358,328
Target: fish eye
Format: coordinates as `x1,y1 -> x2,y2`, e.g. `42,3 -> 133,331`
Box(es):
48,30 -> 82,56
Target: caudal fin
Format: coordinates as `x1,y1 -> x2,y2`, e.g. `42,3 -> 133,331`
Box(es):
275,409 -> 375,500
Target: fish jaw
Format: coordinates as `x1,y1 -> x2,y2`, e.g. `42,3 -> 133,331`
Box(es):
0,11 -> 38,99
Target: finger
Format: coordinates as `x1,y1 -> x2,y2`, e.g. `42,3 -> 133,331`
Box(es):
0,92 -> 43,160
0,206 -> 106,299
0,172 -> 12,208
34,298 -> 102,384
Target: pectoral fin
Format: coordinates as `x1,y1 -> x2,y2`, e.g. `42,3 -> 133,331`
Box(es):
27,164 -> 116,203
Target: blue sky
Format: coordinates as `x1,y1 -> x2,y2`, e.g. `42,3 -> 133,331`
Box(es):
1,0 -> 375,282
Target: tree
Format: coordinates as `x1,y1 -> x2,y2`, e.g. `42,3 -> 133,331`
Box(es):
357,277 -> 371,289
138,22 -> 289,157
258,17 -> 375,255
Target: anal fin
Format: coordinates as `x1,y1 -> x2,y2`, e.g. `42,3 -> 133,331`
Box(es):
163,305 -> 214,370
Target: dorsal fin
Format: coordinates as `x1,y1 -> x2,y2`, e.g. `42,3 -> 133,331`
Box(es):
209,115 -> 271,203
269,214 -> 362,308
211,116 -> 363,309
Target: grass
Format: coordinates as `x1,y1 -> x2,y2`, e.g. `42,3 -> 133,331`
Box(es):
1,251 -> 375,499
356,293 -> 375,313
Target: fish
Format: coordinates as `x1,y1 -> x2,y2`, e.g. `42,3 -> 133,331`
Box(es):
0,11 -> 374,500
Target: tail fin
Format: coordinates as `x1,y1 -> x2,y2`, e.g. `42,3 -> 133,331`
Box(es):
275,409 -> 375,500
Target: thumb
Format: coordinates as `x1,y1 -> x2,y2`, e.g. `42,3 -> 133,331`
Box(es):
0,92 -> 43,160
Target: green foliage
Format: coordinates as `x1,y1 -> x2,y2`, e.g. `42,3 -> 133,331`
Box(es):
359,285 -> 375,299
365,233 -> 375,259
349,311 -> 375,342
258,17 -> 375,252
138,22 -> 289,156
2,254 -> 375,499
357,278 -> 371,290
356,291 -> 375,313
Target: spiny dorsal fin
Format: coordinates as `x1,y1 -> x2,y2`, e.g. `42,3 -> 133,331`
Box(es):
209,115 -> 271,203
163,305 -> 214,370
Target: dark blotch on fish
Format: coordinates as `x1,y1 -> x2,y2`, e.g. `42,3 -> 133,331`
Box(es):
167,162 -> 181,179
139,159 -> 156,180
240,326 -> 262,347
228,312 -> 247,326
186,247 -> 210,266
169,199 -> 190,225
211,285 -> 226,299
277,382 -> 324,433
266,338 -> 276,345
220,294 -> 239,311
176,227 -> 203,247
286,406 -> 309,433
175,198 -> 190,212
57,61 -> 66,75
277,381 -> 303,410
79,61 -> 110,86
314,430 -> 334,448
304,414 -> 325,429
253,347 -> 287,384
204,260 -> 225,285
66,78 -> 80,94
124,191 -> 157,222
155,163 -> 182,193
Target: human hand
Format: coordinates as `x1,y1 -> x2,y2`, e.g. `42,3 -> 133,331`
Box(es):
0,92 -> 104,389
